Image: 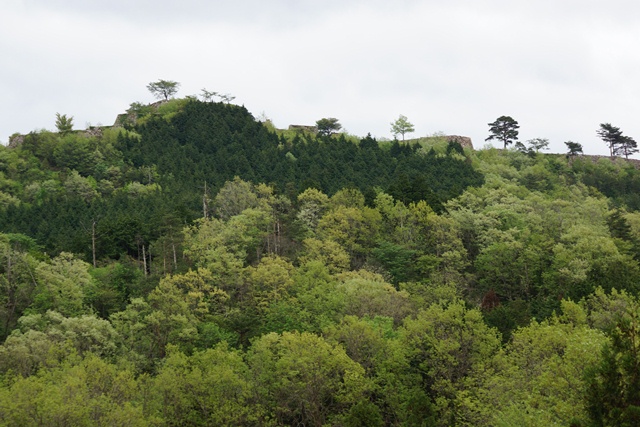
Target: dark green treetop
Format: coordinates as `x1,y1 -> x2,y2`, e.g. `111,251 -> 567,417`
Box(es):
597,123 -> 624,157
615,135 -> 639,159
316,117 -> 342,137
565,140 -> 583,157
485,115 -> 520,149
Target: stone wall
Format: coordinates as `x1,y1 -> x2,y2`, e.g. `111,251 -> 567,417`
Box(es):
288,124 -> 317,133
445,135 -> 473,150
8,134 -> 24,148
578,154 -> 640,168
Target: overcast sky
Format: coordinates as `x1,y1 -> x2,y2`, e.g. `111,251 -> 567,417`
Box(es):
2,0 -> 639,156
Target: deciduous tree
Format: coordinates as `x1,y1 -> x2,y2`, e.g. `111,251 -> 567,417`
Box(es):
391,115 -> 415,141
526,137 -> 550,152
400,300 -> 501,425
248,331 -> 370,427
147,79 -> 180,101
586,304 -> 640,426
483,301 -> 607,426
152,344 -> 257,425
200,88 -> 218,102
32,252 -> 94,316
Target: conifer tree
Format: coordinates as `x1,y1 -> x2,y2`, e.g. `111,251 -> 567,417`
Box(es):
598,123 -> 624,157
55,113 -> 73,135
485,116 -> 519,149
616,135 -> 639,159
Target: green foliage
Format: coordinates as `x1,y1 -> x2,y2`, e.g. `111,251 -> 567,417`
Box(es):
54,113 -> 73,135
483,301 -> 607,426
146,79 -> 180,101
297,187 -> 330,235
617,135 -> 639,159
317,205 -> 382,264
0,310 -> 118,376
213,176 -> 261,220
486,115 -> 520,149
0,233 -> 41,339
248,331 -> 370,426
335,272 -> 414,324
526,137 -> 550,152
316,117 -> 342,136
565,140 -> 584,157
0,355 -> 149,426
595,123 -> 638,159
400,300 -> 501,425
371,240 -> 416,284
598,122 -> 624,157
151,344 -> 257,425
390,114 -> 415,141
53,134 -> 97,174
32,252 -> 94,316
585,303 -> 640,426
5,95 -> 640,426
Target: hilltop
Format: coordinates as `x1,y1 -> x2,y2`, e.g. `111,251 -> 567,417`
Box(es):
2,96 -> 640,425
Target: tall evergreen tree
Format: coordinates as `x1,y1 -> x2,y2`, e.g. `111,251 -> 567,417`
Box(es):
598,123 -> 624,157
486,116 -> 520,149
565,140 -> 583,157
615,135 -> 639,159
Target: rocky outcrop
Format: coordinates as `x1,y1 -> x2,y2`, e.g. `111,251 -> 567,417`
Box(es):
8,134 -> 25,148
445,135 -> 473,150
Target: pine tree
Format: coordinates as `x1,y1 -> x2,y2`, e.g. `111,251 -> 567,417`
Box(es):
485,116 -> 520,149
597,123 -> 624,157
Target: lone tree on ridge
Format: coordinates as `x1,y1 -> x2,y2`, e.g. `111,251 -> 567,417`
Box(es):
485,115 -> 520,149
147,80 -> 180,101
616,135 -> 639,159
597,123 -> 639,159
597,123 -> 623,157
55,113 -> 74,135
316,118 -> 342,137
390,115 -> 415,141
564,141 -> 583,157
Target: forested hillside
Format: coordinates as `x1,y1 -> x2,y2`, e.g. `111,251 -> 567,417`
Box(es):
1,98 -> 640,426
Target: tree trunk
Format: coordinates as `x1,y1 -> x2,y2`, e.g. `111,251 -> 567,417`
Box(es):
92,220 -> 97,268
142,244 -> 148,278
203,182 -> 209,219
172,243 -> 178,270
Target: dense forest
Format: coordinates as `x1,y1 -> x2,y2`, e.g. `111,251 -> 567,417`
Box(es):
1,98 -> 640,426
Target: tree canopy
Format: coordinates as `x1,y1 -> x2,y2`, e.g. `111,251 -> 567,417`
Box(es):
316,117 -> 342,136
3,95 -> 640,426
147,79 -> 180,101
526,137 -> 550,152
55,113 -> 73,135
485,115 -> 520,149
390,114 -> 415,141
565,140 -> 583,157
